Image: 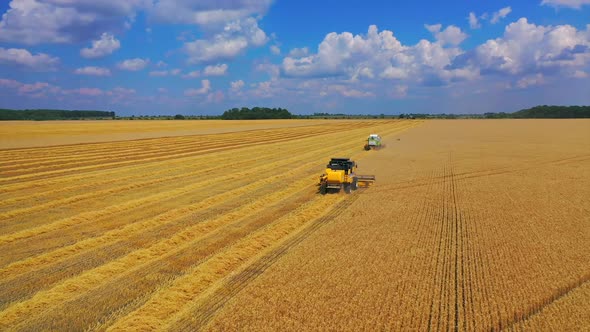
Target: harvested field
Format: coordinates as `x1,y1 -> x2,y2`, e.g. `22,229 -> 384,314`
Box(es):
1,119 -> 588,331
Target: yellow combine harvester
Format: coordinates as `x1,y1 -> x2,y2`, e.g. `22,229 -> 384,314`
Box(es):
319,158 -> 375,194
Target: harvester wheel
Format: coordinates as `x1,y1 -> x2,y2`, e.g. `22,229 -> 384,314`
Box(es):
319,182 -> 327,195
352,178 -> 358,190
344,183 -> 351,194
364,144 -> 370,151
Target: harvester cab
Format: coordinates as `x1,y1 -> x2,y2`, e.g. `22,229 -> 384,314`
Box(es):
364,134 -> 382,150
319,158 -> 375,194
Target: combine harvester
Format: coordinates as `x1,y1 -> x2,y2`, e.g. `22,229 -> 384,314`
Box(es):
319,158 -> 375,194
364,134 -> 382,150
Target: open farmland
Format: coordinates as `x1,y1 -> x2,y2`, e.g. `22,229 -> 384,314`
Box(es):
1,119 -> 589,331
0,119 -> 418,331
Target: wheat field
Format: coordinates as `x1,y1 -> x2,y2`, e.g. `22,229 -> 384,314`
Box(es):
1,119 -> 588,331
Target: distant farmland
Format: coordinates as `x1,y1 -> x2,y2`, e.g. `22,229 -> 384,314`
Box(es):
0,119 -> 588,331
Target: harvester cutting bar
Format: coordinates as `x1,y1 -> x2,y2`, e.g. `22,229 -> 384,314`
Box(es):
356,175 -> 375,187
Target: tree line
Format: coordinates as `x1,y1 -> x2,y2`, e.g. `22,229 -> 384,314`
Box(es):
221,107 -> 292,120
0,109 -> 115,120
484,105 -> 590,119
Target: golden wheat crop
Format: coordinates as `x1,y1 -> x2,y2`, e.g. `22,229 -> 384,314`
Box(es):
2,119 -> 588,331
201,119 -> 590,331
0,119 -> 421,331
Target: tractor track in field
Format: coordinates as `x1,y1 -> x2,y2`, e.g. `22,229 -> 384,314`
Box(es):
171,193 -> 361,331
425,155 -> 469,332
0,127 -> 357,175
0,174 -> 318,310
0,132 -> 347,222
0,121 -> 385,167
0,130 -> 333,183
503,273 -> 590,330
367,153 -> 590,196
8,188 -> 320,331
0,133 -> 367,247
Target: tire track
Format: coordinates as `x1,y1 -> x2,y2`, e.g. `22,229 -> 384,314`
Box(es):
170,193 -> 360,331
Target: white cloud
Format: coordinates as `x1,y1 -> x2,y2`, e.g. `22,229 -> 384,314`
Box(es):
117,58 -> 149,71
573,70 -> 588,78
182,70 -> 200,79
0,0 -> 150,45
183,18 -> 268,63
281,25 -> 468,86
425,24 -> 468,46
468,12 -> 480,29
0,47 -> 59,70
491,7 -> 512,24
80,33 -> 120,58
326,84 -> 375,98
230,79 -> 245,90
0,78 -> 21,88
288,47 -> 309,57
390,85 -> 408,98
283,25 -> 406,78
516,74 -> 544,88
256,63 -> 280,80
207,91 -> 224,103
381,66 -> 408,79
541,0 -> 590,8
184,79 -> 211,96
74,66 -> 111,76
270,45 -> 281,55
151,0 -> 273,27
203,63 -> 228,76
462,18 -> 590,75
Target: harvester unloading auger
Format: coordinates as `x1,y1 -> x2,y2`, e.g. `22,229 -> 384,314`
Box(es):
319,158 -> 375,194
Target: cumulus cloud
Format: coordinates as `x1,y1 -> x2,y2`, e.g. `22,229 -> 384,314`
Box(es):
0,78 -> 21,88
80,33 -> 120,58
541,0 -> 590,8
151,0 -> 273,27
288,47 -> 309,57
184,79 -> 211,96
230,79 -> 245,90
425,24 -> 468,46
491,7 -> 512,24
117,58 -> 149,71
270,45 -> 281,55
516,74 -> 545,88
0,0 -> 149,44
182,70 -> 200,79
183,17 -> 268,63
72,87 -> 104,96
390,85 -> 408,98
279,20 -> 590,101
0,47 -> 59,70
74,66 -> 111,76
281,25 -> 468,86
453,18 -> 590,76
203,63 -> 228,76
468,12 -> 480,29
326,84 -> 375,98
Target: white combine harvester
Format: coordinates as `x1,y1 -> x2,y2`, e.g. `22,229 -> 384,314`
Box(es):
364,134 -> 382,150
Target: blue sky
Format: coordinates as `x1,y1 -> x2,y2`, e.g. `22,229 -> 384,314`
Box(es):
0,0 -> 589,116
